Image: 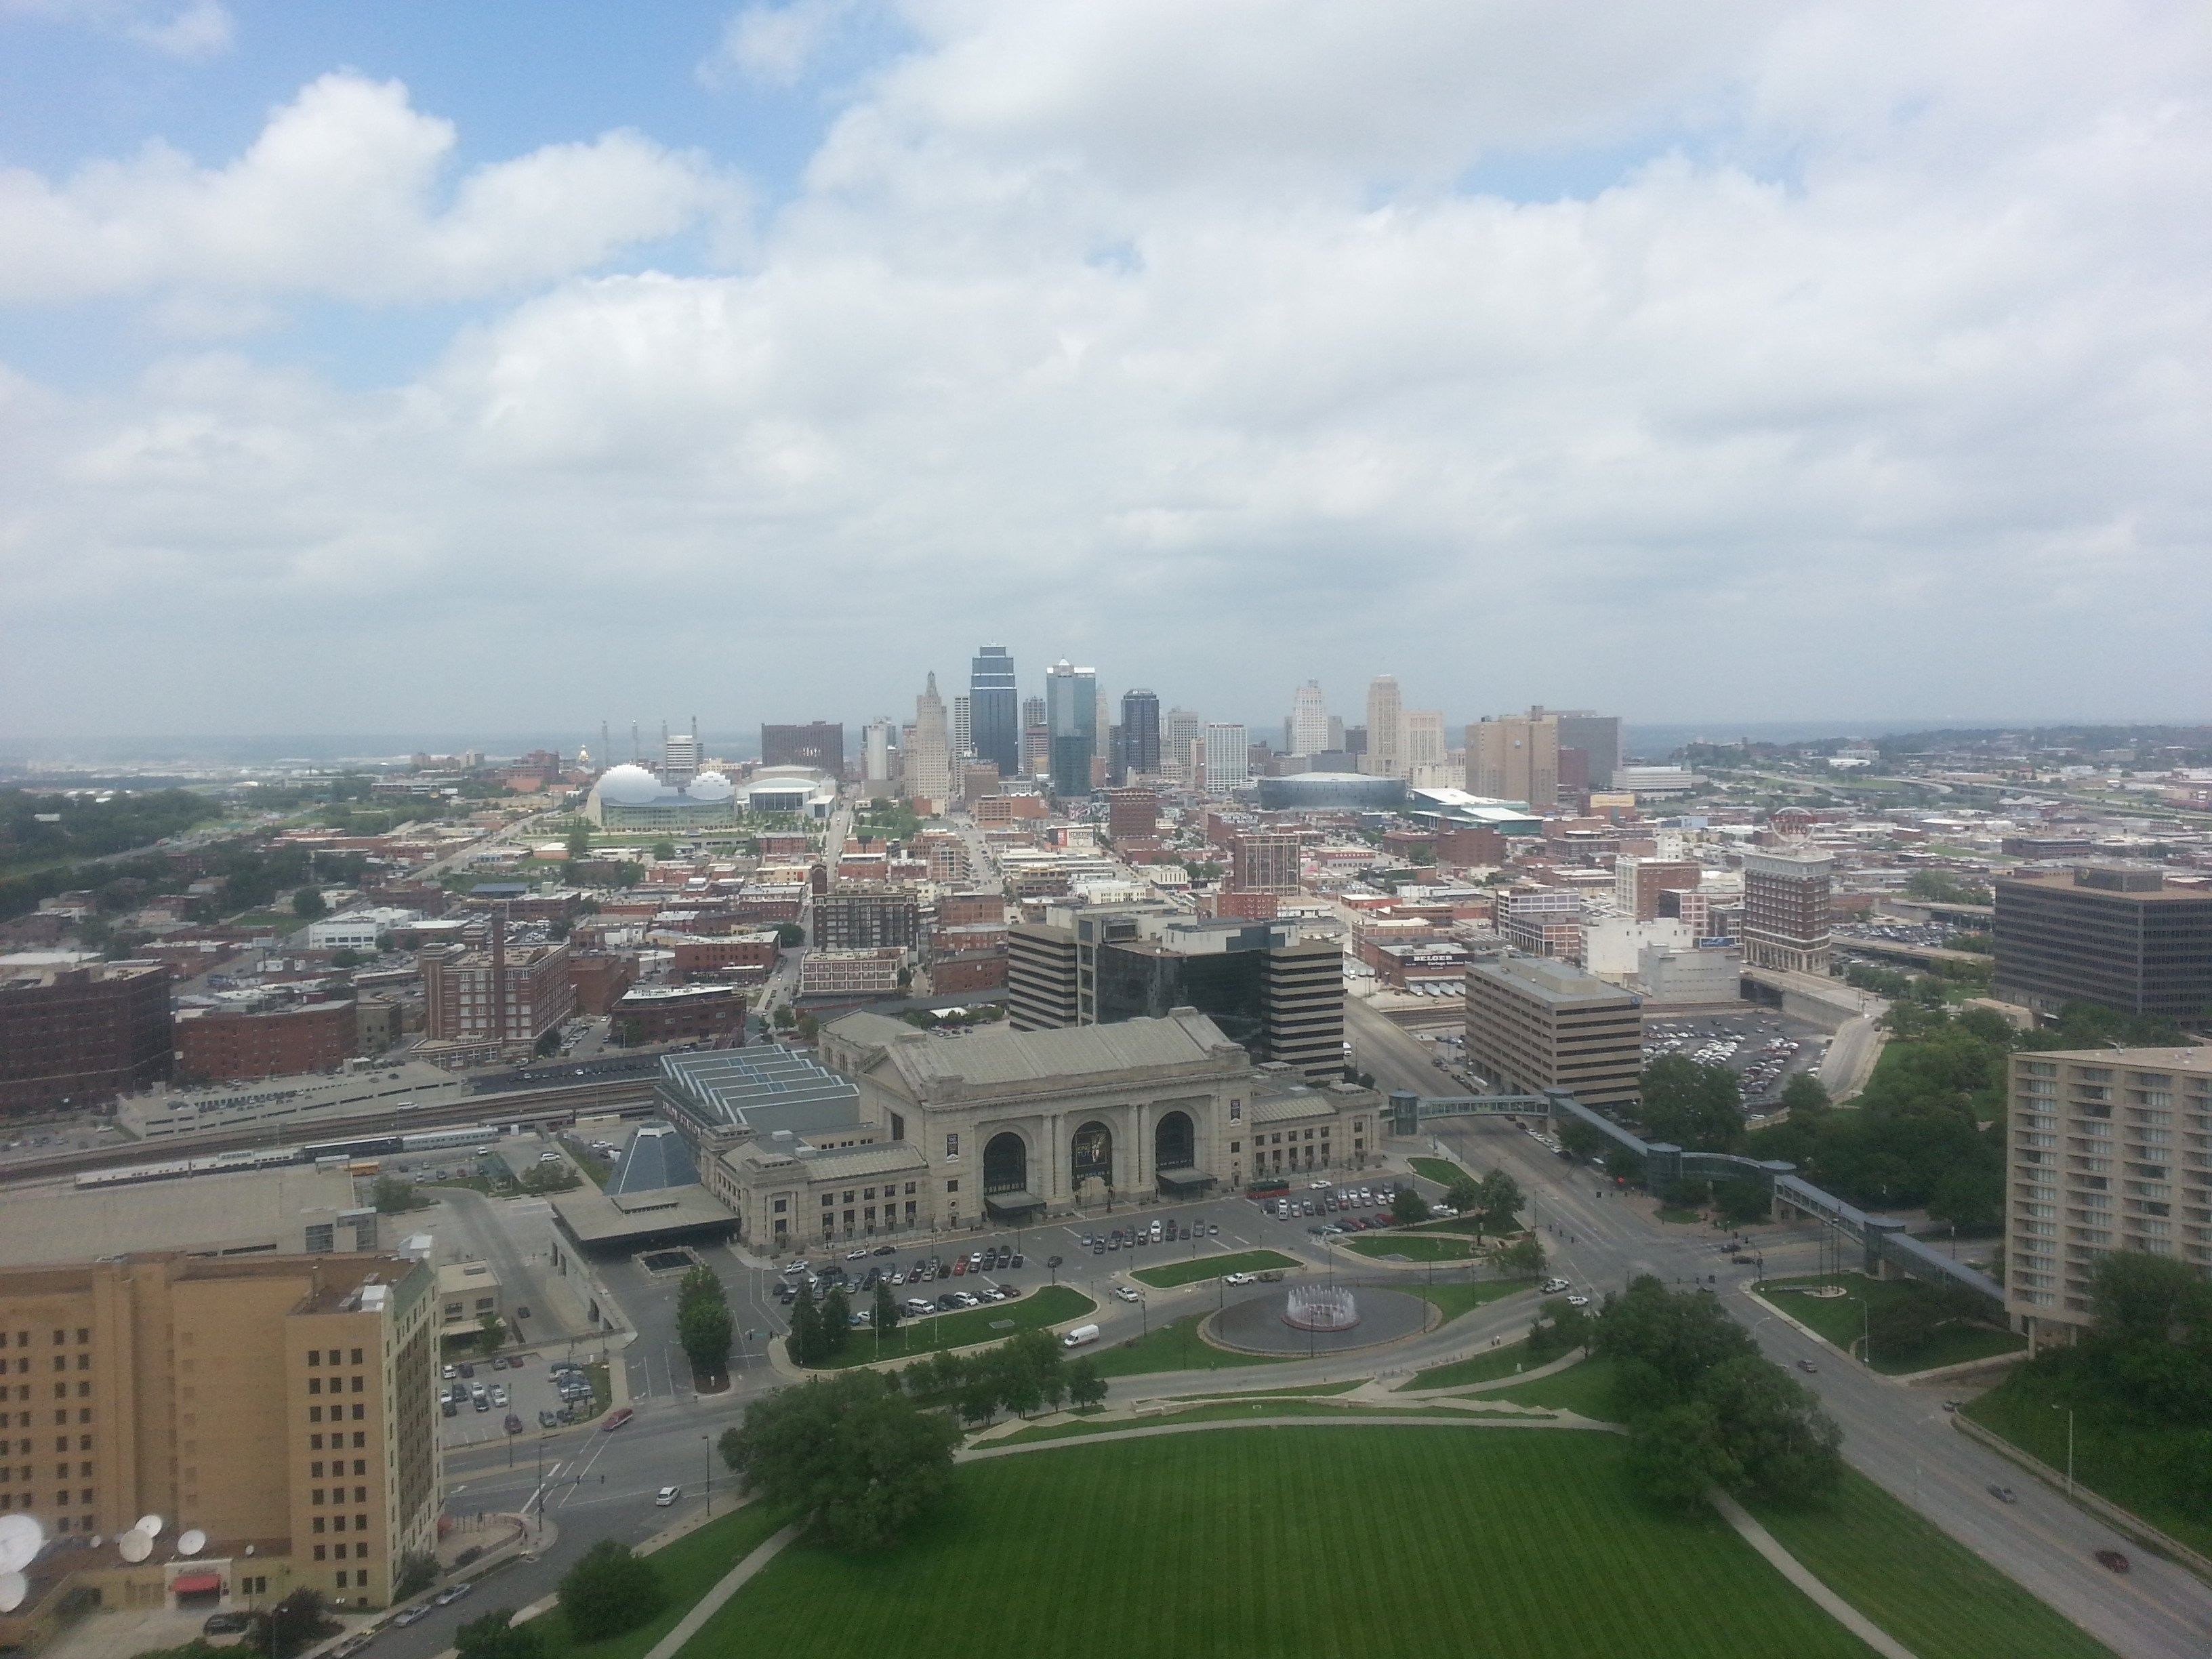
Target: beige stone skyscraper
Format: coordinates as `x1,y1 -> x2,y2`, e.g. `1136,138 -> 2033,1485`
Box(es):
1365,676 -> 1403,778
1403,710 -> 1446,772
1467,708 -> 1559,808
909,673 -> 954,811
1288,680 -> 1330,756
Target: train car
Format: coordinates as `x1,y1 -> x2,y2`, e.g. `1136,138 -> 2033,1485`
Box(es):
299,1132 -> 408,1162
400,1126 -> 495,1153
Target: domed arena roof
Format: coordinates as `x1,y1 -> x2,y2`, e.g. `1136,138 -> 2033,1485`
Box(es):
687,770 -> 735,802
594,763 -> 663,805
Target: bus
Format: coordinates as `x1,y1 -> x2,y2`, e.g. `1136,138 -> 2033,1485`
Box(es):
1245,1178 -> 1291,1201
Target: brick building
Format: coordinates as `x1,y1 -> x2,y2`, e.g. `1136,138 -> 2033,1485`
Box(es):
1106,788 -> 1160,842
813,886 -> 921,951
611,984 -> 747,1046
0,962 -> 172,1114
176,998 -> 357,1082
670,934 -> 781,984
420,922 -> 575,1048
569,951 -> 637,1015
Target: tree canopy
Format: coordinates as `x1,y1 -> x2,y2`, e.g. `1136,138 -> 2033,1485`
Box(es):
1637,1057 -> 1743,1152
455,1610 -> 543,1659
557,1540 -> 665,1641
719,1370 -> 959,1551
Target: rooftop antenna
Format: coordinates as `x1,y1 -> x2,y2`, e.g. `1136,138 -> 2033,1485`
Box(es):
632,722 -> 640,764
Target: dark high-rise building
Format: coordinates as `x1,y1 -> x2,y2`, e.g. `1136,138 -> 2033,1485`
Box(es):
762,722 -> 844,775
1120,689 -> 1161,777
969,645 -> 1020,777
1554,712 -> 1623,789
1046,660 -> 1097,798
1994,866 -> 2212,1022
1008,903 -> 1343,1080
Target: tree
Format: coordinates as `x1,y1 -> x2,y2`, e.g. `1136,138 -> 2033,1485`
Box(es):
1496,1236 -> 1546,1278
1527,1298 -> 1591,1360
1604,1147 -> 1646,1185
1389,1187 -> 1427,1227
260,1589 -> 340,1659
372,1176 -> 427,1214
2091,1250 -> 2212,1348
1638,1057 -> 1744,1152
477,1311 -> 506,1355
773,1006 -> 797,1029
331,947 -> 363,970
392,1551 -> 438,1600
678,1296 -> 733,1378
557,1540 -> 665,1641
1661,1176 -> 1711,1211
774,921 -> 806,947
1444,1174 -> 1481,1215
786,1280 -> 824,1367
872,1279 -> 901,1337
534,1029 -> 560,1057
1712,1176 -> 1771,1229
1066,1357 -> 1108,1411
455,1610 -> 543,1659
565,821 -> 592,859
1557,1120 -> 1606,1160
1626,1401 -> 1732,1512
1475,1170 -> 1523,1235
1927,1162 -> 2002,1231
819,1284 -> 853,1356
1778,1073 -> 1830,1118
650,840 -> 676,860
291,884 -> 327,919
718,1370 -> 959,1551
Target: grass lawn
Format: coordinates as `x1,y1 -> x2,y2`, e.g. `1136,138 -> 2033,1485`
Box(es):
1746,1469 -> 2118,1659
531,1500 -> 790,1659
1755,1275 -> 2024,1375
227,909 -> 307,935
804,1286 -> 1094,1370
1655,1206 -> 1704,1224
1409,1156 -> 1463,1186
1084,1313 -> 1286,1379
1486,1355 -> 1618,1418
1344,1231 -> 1479,1261
1401,1279 -> 1526,1323
1964,1372 -> 2212,1558
693,1430 -> 1884,1659
1131,1249 -> 1296,1289
1400,1337 -> 1550,1391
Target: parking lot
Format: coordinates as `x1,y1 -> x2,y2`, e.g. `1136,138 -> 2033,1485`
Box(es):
438,1351 -> 606,1446
1639,1009 -> 1828,1105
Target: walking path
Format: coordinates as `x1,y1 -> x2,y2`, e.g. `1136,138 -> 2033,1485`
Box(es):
635,1523 -> 802,1659
1710,1491 -> 1920,1659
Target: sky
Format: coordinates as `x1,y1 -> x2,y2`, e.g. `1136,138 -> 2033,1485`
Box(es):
1,0 -> 2208,742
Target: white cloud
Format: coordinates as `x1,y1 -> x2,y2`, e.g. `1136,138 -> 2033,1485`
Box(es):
701,0 -> 861,89
3,0 -> 232,59
3,1 -> 2210,734
0,73 -> 740,305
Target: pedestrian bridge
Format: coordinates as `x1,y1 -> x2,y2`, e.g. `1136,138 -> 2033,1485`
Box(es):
1388,1088 -> 2003,1311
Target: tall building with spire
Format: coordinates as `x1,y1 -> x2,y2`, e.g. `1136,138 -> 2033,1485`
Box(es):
1288,680 -> 1329,756
1365,676 -> 1404,779
969,645 -> 1020,775
909,674 -> 954,810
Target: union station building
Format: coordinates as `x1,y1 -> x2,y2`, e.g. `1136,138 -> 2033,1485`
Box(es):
659,1010 -> 1382,1250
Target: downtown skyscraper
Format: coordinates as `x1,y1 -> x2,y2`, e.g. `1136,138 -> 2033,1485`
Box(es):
1045,660 -> 1098,797
968,644 -> 1020,776
1120,689 -> 1161,777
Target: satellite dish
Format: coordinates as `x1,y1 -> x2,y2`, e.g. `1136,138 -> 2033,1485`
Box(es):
0,1570 -> 28,1614
136,1515 -> 165,1538
0,1515 -> 41,1573
178,1530 -> 207,1557
118,1530 -> 152,1564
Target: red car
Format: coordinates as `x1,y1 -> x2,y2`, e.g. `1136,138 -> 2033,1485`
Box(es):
601,1407 -> 634,1433
2094,1550 -> 2130,1574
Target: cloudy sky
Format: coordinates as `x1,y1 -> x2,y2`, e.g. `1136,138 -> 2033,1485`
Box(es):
2,0 -> 2207,741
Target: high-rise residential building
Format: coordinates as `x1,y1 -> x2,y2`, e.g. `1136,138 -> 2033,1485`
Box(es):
1555,712 -> 1624,790
1288,681 -> 1329,756
1740,847 -> 1833,975
1107,788 -> 1160,842
1045,661 -> 1098,798
1365,677 -> 1404,779
951,695 -> 972,760
1204,723 -> 1250,793
0,1251 -> 441,1610
1403,710 -> 1446,772
1121,689 -> 1162,777
1007,903 -> 1344,1080
1467,708 -> 1560,808
1616,858 -> 1705,924
0,962 -> 171,1115
813,886 -> 922,951
1164,708 -> 1204,783
1993,867 -> 2212,1022
968,645 -> 1021,776
761,722 -> 844,775
1022,694 -> 1046,731
908,673 -> 954,809
1328,715 -> 1345,752
863,718 -> 894,787
1022,723 -> 1051,777
1465,955 -> 1641,1110
2003,1046 -> 2211,1338
661,724 -> 700,785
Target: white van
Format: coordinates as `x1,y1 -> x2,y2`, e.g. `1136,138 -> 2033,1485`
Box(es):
1061,1324 -> 1101,1349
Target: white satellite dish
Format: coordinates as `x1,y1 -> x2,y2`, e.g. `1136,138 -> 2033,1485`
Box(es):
136,1515 -> 165,1538
0,1515 -> 41,1574
0,1570 -> 28,1614
118,1530 -> 152,1564
178,1530 -> 207,1558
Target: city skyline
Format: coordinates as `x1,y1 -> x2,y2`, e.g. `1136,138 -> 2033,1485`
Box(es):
3,5 -> 2209,735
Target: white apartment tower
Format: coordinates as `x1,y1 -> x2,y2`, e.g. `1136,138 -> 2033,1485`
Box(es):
1366,676 -> 1404,779
1204,723 -> 1250,793
1164,708 -> 1206,784
1288,681 -> 1330,756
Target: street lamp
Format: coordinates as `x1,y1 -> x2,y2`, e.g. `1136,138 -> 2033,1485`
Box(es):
703,1432 -> 713,1504
2051,1403 -> 2074,1499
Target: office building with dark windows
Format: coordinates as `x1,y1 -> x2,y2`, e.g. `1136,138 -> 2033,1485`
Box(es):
1994,867 -> 2212,1023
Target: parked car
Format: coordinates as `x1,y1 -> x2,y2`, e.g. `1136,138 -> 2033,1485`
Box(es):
1540,1279 -> 1571,1294
433,1584 -> 474,1607
203,1613 -> 251,1637
392,1608 -> 429,1628
538,1410 -> 560,1429
504,1414 -> 523,1434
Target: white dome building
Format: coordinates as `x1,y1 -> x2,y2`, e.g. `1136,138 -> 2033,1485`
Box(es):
586,761 -> 741,832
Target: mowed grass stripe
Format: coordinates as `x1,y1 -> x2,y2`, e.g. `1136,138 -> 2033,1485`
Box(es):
683,1430 -> 1878,1659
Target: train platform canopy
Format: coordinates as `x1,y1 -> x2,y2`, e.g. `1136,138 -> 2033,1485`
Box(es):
550,1183 -> 737,1250
0,1164 -> 365,1267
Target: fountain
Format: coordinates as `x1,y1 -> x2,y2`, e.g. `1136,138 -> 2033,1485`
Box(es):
1282,1284 -> 1360,1332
